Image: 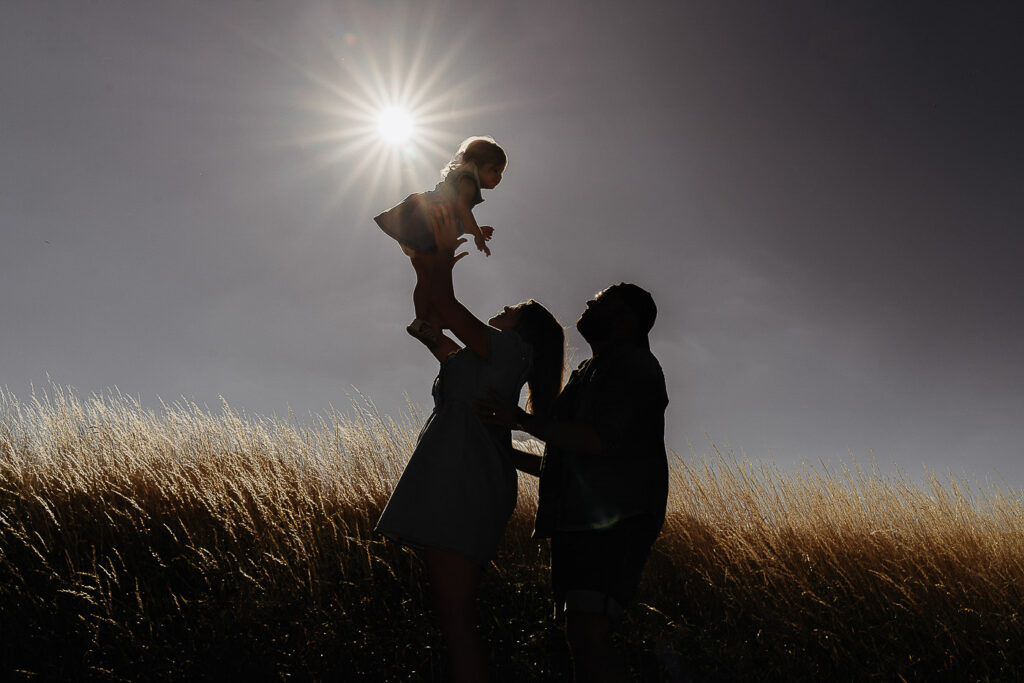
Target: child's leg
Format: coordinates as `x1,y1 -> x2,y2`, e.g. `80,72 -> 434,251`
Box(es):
408,252 -> 441,347
410,252 -> 434,323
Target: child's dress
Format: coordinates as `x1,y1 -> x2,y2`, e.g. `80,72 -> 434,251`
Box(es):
374,162 -> 484,254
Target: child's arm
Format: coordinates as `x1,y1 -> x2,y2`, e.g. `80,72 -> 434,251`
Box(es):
456,177 -> 492,257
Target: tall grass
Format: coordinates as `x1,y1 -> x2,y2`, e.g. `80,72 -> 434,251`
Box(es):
2,385 -> 1023,680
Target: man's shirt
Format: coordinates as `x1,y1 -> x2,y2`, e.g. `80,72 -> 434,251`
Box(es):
534,340 -> 669,537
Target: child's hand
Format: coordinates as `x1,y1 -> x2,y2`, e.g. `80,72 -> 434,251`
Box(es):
479,225 -> 494,241
475,235 -> 491,257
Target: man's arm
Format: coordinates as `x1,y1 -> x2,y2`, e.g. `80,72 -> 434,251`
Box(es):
516,410 -> 604,455
511,448 -> 543,477
480,351 -> 667,458
479,390 -> 604,455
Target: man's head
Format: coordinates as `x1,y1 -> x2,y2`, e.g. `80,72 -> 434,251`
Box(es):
576,283 -> 657,348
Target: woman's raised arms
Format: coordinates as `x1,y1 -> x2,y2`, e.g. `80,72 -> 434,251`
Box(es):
426,204 -> 493,359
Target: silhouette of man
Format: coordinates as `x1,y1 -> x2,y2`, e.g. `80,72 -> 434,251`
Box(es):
481,283 -> 669,683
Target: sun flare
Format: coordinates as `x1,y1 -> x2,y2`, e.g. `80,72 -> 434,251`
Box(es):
279,11 -> 508,216
376,107 -> 414,145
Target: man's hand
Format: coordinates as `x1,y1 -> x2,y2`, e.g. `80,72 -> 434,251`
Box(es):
479,225 -> 494,241
474,235 -> 491,257
483,387 -> 603,454
478,388 -> 523,430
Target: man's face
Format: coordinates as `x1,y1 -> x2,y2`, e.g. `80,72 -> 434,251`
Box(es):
576,288 -> 622,343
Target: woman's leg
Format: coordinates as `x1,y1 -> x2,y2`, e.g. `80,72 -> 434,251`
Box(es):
423,546 -> 487,683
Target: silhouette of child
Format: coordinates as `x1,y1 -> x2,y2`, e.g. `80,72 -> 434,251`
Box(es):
374,136 -> 506,346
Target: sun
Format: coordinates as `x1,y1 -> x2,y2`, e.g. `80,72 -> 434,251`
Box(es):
277,10 -> 509,216
376,107 -> 415,145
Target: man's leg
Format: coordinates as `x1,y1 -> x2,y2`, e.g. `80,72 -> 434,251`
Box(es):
553,516 -> 663,683
565,607 -> 626,683
553,532 -> 628,683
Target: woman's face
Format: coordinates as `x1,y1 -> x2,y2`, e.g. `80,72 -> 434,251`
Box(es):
488,302 -> 525,330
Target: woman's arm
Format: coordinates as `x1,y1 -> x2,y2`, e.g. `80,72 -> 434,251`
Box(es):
426,204 -> 493,359
408,251 -> 462,361
427,331 -> 462,362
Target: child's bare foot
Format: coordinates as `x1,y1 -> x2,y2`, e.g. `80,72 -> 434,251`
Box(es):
406,318 -> 439,348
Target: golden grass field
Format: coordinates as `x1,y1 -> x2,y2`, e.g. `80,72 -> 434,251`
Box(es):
2,385 -> 1023,680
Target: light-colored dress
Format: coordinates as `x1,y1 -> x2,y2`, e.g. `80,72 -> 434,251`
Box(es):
376,328 -> 532,565
373,163 -> 483,255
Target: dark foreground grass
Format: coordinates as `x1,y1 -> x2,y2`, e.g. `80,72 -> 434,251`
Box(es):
2,387 -> 1024,681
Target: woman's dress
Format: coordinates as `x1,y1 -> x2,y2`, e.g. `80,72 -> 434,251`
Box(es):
376,328 -> 532,565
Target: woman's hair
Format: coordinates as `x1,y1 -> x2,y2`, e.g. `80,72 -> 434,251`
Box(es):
513,300 -> 564,418
441,136 -> 507,179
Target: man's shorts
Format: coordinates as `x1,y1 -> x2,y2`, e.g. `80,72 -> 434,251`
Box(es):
550,514 -> 663,619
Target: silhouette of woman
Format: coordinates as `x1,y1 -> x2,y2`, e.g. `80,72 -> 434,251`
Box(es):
376,205 -> 564,682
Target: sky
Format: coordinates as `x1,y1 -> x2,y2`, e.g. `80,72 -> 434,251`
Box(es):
3,1 -> 1022,485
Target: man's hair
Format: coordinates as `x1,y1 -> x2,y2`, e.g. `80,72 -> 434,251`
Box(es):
607,283 -> 657,342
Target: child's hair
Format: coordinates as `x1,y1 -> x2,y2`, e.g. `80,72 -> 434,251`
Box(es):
513,300 -> 564,419
441,136 -> 507,179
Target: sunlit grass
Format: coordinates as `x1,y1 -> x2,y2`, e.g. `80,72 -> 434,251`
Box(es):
2,385 -> 1024,680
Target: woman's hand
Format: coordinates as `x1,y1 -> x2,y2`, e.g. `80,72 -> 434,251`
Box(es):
478,389 -> 526,430
429,203 -> 469,265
